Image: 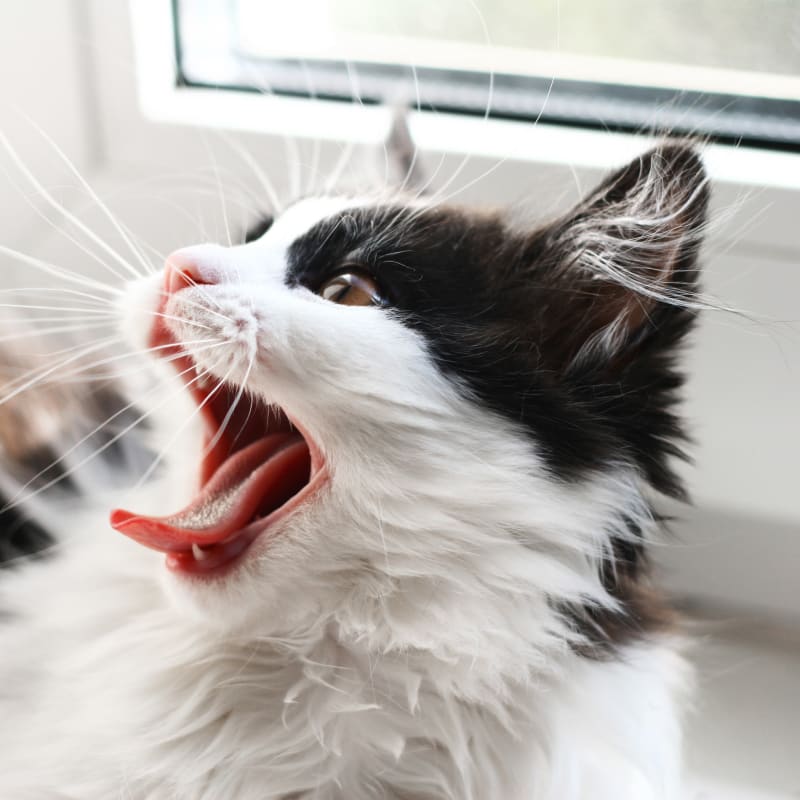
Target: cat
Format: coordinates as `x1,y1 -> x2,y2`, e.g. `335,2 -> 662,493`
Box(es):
0,141 -> 708,799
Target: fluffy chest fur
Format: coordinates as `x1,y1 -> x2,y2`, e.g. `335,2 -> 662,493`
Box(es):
0,521 -> 689,800
0,143 -> 709,798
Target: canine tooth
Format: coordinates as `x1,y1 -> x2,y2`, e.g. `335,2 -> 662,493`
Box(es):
191,543 -> 208,561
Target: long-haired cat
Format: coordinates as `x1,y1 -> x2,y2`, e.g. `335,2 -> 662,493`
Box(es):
0,141 -> 708,799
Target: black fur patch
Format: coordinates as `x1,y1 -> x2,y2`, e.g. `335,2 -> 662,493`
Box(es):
286,146 -> 707,493
0,496 -> 53,565
283,144 -> 709,652
560,514 -> 676,657
244,215 -> 274,244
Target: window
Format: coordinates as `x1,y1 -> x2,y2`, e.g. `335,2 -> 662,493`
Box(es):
174,0 -> 800,150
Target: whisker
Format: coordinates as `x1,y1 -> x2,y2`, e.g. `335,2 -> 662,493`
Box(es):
433,1 -> 560,208
202,349 -> 255,458
215,131 -> 283,214
0,245 -> 124,297
55,340 -> 225,384
200,133 -> 234,248
0,303 -> 120,314
0,166 -> 139,286
425,0 -> 495,205
324,140 -> 357,195
0,336 -> 123,404
0,358 -> 200,511
1,359 -> 226,513
0,336 -> 217,402
232,389 -> 258,452
0,129 -> 143,281
17,115 -> 156,277
284,134 -> 302,203
434,158 -> 507,207
407,148 -> 449,202
0,314 -> 114,326
397,65 -> 424,195
131,361 -> 236,490
0,320 -> 114,346
242,61 -> 305,204
51,338 -> 222,382
145,309 -> 215,332
157,278 -> 234,321
0,287 -> 113,305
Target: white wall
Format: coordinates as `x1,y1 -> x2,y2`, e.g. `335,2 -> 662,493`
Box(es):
0,0 -> 797,622
0,2 -> 95,256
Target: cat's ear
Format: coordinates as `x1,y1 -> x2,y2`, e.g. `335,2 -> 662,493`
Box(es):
385,108 -> 427,193
533,143 -> 709,370
244,215 -> 274,244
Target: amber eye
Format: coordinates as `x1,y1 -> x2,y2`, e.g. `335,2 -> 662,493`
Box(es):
317,271 -> 385,307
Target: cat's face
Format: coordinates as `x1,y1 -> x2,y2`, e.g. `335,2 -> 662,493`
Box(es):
114,145 -> 708,645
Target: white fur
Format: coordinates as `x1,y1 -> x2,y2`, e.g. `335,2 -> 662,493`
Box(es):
0,197 -> 691,799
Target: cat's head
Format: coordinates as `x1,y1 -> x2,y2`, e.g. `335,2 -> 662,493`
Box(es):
113,144 -> 708,664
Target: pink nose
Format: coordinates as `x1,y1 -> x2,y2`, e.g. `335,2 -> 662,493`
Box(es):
163,250 -> 209,296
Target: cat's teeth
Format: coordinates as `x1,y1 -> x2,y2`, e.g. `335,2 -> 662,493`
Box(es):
191,543 -> 208,561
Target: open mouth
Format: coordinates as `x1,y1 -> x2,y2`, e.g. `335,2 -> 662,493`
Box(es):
110,323 -> 326,577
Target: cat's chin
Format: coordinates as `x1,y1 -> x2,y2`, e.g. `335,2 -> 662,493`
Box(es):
158,539 -> 322,632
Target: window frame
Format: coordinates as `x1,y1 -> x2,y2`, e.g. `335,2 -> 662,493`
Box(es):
171,0 -> 800,153
133,0 -> 800,193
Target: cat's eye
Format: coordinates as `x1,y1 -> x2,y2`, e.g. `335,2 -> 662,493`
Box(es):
318,271 -> 385,307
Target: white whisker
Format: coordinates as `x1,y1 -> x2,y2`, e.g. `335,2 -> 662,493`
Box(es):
55,340 -> 225,384
0,336 -> 122,405
0,336 -> 218,404
0,359 -> 196,511
51,338 -> 222,382
133,359 -> 238,490
0,321 -> 113,346
0,313 -> 113,326
0,130 -> 144,281
396,64 -> 424,195
0,303 -> 120,314
1,359 -> 226,513
203,350 -> 255,458
324,140 -> 357,195
160,273 -> 231,317
0,245 -> 124,297
215,131 -> 283,215
18,114 -> 156,277
0,287 -> 113,305
0,168 -> 137,285
284,135 -> 302,203
425,0 -> 495,206
202,133 -> 234,248
146,309 -> 215,332
433,0 -> 560,208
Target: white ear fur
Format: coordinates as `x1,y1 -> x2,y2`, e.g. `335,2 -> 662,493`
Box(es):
550,145 -> 710,339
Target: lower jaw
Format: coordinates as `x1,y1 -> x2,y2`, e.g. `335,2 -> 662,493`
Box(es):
162,467 -> 330,579
164,530 -> 260,577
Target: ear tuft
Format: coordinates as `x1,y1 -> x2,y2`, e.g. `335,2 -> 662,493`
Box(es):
539,142 -> 709,368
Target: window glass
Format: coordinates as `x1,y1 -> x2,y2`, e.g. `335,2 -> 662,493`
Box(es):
175,0 -> 800,148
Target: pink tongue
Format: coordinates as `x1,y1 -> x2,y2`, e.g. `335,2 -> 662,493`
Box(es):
110,433 -> 309,553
